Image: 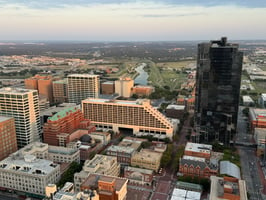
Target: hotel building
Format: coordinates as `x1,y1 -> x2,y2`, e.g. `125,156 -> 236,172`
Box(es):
0,116 -> 18,160
82,98 -> 174,139
67,74 -> 99,104
0,88 -> 41,148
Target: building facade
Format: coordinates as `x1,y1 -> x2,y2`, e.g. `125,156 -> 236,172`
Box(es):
67,74 -> 99,104
131,85 -> 154,97
43,106 -> 95,146
210,176 -> 248,200
74,154 -> 120,191
25,74 -> 54,103
0,88 -> 41,148
53,79 -> 68,104
0,116 -> 18,160
80,173 -> 128,200
131,149 -> 162,172
195,37 -> 243,145
124,166 -> 153,186
0,153 -> 60,197
101,81 -> 115,95
115,77 -> 134,98
82,98 -> 174,139
249,108 -> 266,132
258,93 -> 266,108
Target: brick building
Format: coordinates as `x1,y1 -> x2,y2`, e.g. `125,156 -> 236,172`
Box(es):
124,166 -> 153,186
80,174 -> 128,200
249,108 -> 266,132
0,116 -> 17,160
131,85 -> 154,97
101,81 -> 115,94
25,74 -> 54,103
43,106 -> 95,146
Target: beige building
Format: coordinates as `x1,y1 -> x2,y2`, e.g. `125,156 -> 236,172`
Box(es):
21,142 -> 80,164
0,87 -> 41,148
53,79 -> 68,104
74,154 -> 120,191
210,176 -> 248,200
90,131 -> 111,145
0,153 -> 60,197
115,77 -> 134,98
67,74 -> 99,104
131,149 -> 162,172
82,98 -> 174,139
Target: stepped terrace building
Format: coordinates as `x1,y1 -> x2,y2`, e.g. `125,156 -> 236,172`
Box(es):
82,98 -> 174,139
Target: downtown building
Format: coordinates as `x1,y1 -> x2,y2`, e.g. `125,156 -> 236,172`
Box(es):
0,88 -> 41,148
194,37 -> 243,145
67,74 -> 99,104
82,98 -> 174,139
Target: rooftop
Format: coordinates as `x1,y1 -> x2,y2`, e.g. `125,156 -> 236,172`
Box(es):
124,166 -> 153,175
40,103 -> 78,117
107,145 -> 135,154
166,105 -> 186,110
249,108 -> 266,121
48,106 -> 80,121
0,153 -> 58,175
83,98 -> 150,106
68,74 -> 99,78
81,173 -> 127,192
261,93 -> 266,101
102,81 -> 114,85
185,142 -> 212,154
242,95 -> 254,102
183,155 -> 206,162
0,87 -> 36,94
0,116 -> 13,123
53,79 -> 67,84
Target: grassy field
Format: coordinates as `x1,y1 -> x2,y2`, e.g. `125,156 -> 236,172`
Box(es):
156,60 -> 196,70
107,61 -> 139,79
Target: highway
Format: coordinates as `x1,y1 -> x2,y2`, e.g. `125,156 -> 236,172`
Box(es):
237,106 -> 263,200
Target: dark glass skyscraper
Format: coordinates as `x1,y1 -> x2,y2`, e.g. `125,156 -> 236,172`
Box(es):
194,37 -> 243,145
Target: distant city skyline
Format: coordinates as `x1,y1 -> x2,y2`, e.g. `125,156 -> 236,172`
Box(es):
0,0 -> 266,41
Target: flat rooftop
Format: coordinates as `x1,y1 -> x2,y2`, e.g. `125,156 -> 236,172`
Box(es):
0,154 -> 58,175
166,105 -> 186,110
40,104 -> 79,117
249,108 -> 266,121
183,155 -> 206,162
0,116 -> 13,123
185,142 -> 212,154
83,98 -> 149,106
0,87 -> 36,94
125,166 -> 153,175
107,145 -> 135,154
68,74 -> 99,78
81,173 -> 127,191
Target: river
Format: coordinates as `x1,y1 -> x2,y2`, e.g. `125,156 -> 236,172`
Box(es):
134,63 -> 148,85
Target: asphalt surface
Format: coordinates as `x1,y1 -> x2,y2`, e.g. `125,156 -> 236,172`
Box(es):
237,106 -> 264,200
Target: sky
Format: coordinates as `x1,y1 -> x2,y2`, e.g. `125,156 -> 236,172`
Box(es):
0,0 -> 266,41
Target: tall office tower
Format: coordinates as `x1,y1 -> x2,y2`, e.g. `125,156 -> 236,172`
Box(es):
67,74 -> 99,105
53,79 -> 68,104
115,77 -> 134,98
195,37 -> 243,145
0,116 -> 18,160
0,88 -> 41,148
25,74 -> 54,104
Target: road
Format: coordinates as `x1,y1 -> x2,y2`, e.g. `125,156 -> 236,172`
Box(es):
237,106 -> 264,200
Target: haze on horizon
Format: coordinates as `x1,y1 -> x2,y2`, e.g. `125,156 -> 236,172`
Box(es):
0,0 -> 266,41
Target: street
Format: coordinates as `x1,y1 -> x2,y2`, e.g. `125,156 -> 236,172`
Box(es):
237,106 -> 264,200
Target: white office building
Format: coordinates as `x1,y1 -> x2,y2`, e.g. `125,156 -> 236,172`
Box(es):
0,87 -> 41,148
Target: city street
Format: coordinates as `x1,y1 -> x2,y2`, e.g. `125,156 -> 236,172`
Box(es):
237,106 -> 264,200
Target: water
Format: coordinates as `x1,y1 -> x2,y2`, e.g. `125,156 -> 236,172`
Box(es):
134,63 -> 148,85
